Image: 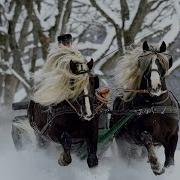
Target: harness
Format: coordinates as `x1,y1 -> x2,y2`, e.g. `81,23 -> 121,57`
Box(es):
109,106 -> 179,116
30,103 -> 77,136
29,89 -> 109,137
111,90 -> 180,117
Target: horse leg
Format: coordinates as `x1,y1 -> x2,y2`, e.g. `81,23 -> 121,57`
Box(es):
35,132 -> 49,148
141,131 -> 165,175
86,121 -> 98,168
58,132 -> 72,166
164,133 -> 178,168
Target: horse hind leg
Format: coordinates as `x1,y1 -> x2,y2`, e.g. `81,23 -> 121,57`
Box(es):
164,133 -> 178,168
58,132 -> 72,166
141,131 -> 165,175
86,122 -> 98,168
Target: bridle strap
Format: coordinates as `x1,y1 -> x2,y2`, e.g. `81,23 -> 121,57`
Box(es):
65,99 -> 80,115
150,68 -> 160,75
124,89 -> 149,94
77,70 -> 90,75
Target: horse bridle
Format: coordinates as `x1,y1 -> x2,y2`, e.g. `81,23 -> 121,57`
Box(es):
65,92 -> 108,119
76,70 -> 90,74
124,55 -> 168,96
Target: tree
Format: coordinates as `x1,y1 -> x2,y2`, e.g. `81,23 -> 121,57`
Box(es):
72,0 -> 180,74
0,0 -> 180,104
0,0 -> 73,105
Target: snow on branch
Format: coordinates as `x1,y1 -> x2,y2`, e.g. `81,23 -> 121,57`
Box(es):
56,0 -> 68,36
89,0 -> 121,28
1,61 -> 31,90
92,28 -> 116,60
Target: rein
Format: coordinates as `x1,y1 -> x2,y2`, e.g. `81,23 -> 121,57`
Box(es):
124,89 -> 149,94
65,98 -> 81,116
63,91 -> 109,118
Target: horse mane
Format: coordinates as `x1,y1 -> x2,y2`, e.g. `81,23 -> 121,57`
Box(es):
113,43 -> 170,102
32,46 -> 88,106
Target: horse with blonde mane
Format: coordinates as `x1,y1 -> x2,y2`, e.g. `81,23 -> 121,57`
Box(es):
28,46 -> 101,168
110,41 -> 179,175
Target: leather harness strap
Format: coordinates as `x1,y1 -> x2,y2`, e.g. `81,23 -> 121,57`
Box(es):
109,106 -> 179,117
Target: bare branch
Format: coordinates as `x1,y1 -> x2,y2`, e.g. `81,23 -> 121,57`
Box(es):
150,0 -> 169,12
124,0 -> 153,45
120,0 -> 129,29
95,35 -> 116,64
89,0 -> 117,28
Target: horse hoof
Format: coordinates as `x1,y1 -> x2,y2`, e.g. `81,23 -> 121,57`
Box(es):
153,167 -> 165,176
87,154 -> 98,168
164,158 -> 174,168
58,153 -> 72,166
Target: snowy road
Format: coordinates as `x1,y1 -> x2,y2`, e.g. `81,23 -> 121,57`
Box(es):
0,107 -> 179,180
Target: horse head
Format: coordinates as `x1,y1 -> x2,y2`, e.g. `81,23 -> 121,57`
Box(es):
139,41 -> 173,96
69,59 -> 99,121
70,58 -> 93,75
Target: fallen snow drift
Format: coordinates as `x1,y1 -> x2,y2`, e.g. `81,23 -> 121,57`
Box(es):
0,107 -> 179,180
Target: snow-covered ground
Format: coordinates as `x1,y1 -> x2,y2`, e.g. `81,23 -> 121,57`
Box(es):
0,107 -> 180,180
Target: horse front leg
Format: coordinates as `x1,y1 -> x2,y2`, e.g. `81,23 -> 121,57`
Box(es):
86,120 -> 98,168
141,131 -> 165,175
58,132 -> 72,166
35,132 -> 49,149
164,132 -> 178,168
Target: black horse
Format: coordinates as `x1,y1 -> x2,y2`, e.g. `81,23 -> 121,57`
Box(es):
110,41 -> 179,175
28,59 -> 101,168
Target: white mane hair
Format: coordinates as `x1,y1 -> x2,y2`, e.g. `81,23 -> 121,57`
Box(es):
113,43 -> 170,102
32,46 -> 89,106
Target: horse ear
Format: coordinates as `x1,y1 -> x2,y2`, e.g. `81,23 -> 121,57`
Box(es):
169,56 -> 173,69
159,41 -> 166,53
94,75 -> 99,89
70,60 -> 76,74
143,41 -> 149,51
87,58 -> 93,70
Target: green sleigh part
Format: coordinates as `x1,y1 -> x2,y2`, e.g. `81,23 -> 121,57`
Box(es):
76,112 -> 135,159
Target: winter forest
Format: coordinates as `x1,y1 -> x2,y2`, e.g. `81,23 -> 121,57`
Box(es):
0,0 -> 180,180
0,0 -> 180,104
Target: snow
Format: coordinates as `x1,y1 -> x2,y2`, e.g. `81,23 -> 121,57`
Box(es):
0,107 -> 180,180
8,65 -> 31,89
167,58 -> 180,75
92,28 -> 115,60
14,88 -> 27,102
33,0 -> 58,31
95,1 -> 122,27
0,26 -> 7,33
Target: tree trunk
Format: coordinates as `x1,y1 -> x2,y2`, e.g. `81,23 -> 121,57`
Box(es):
4,75 -> 19,105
